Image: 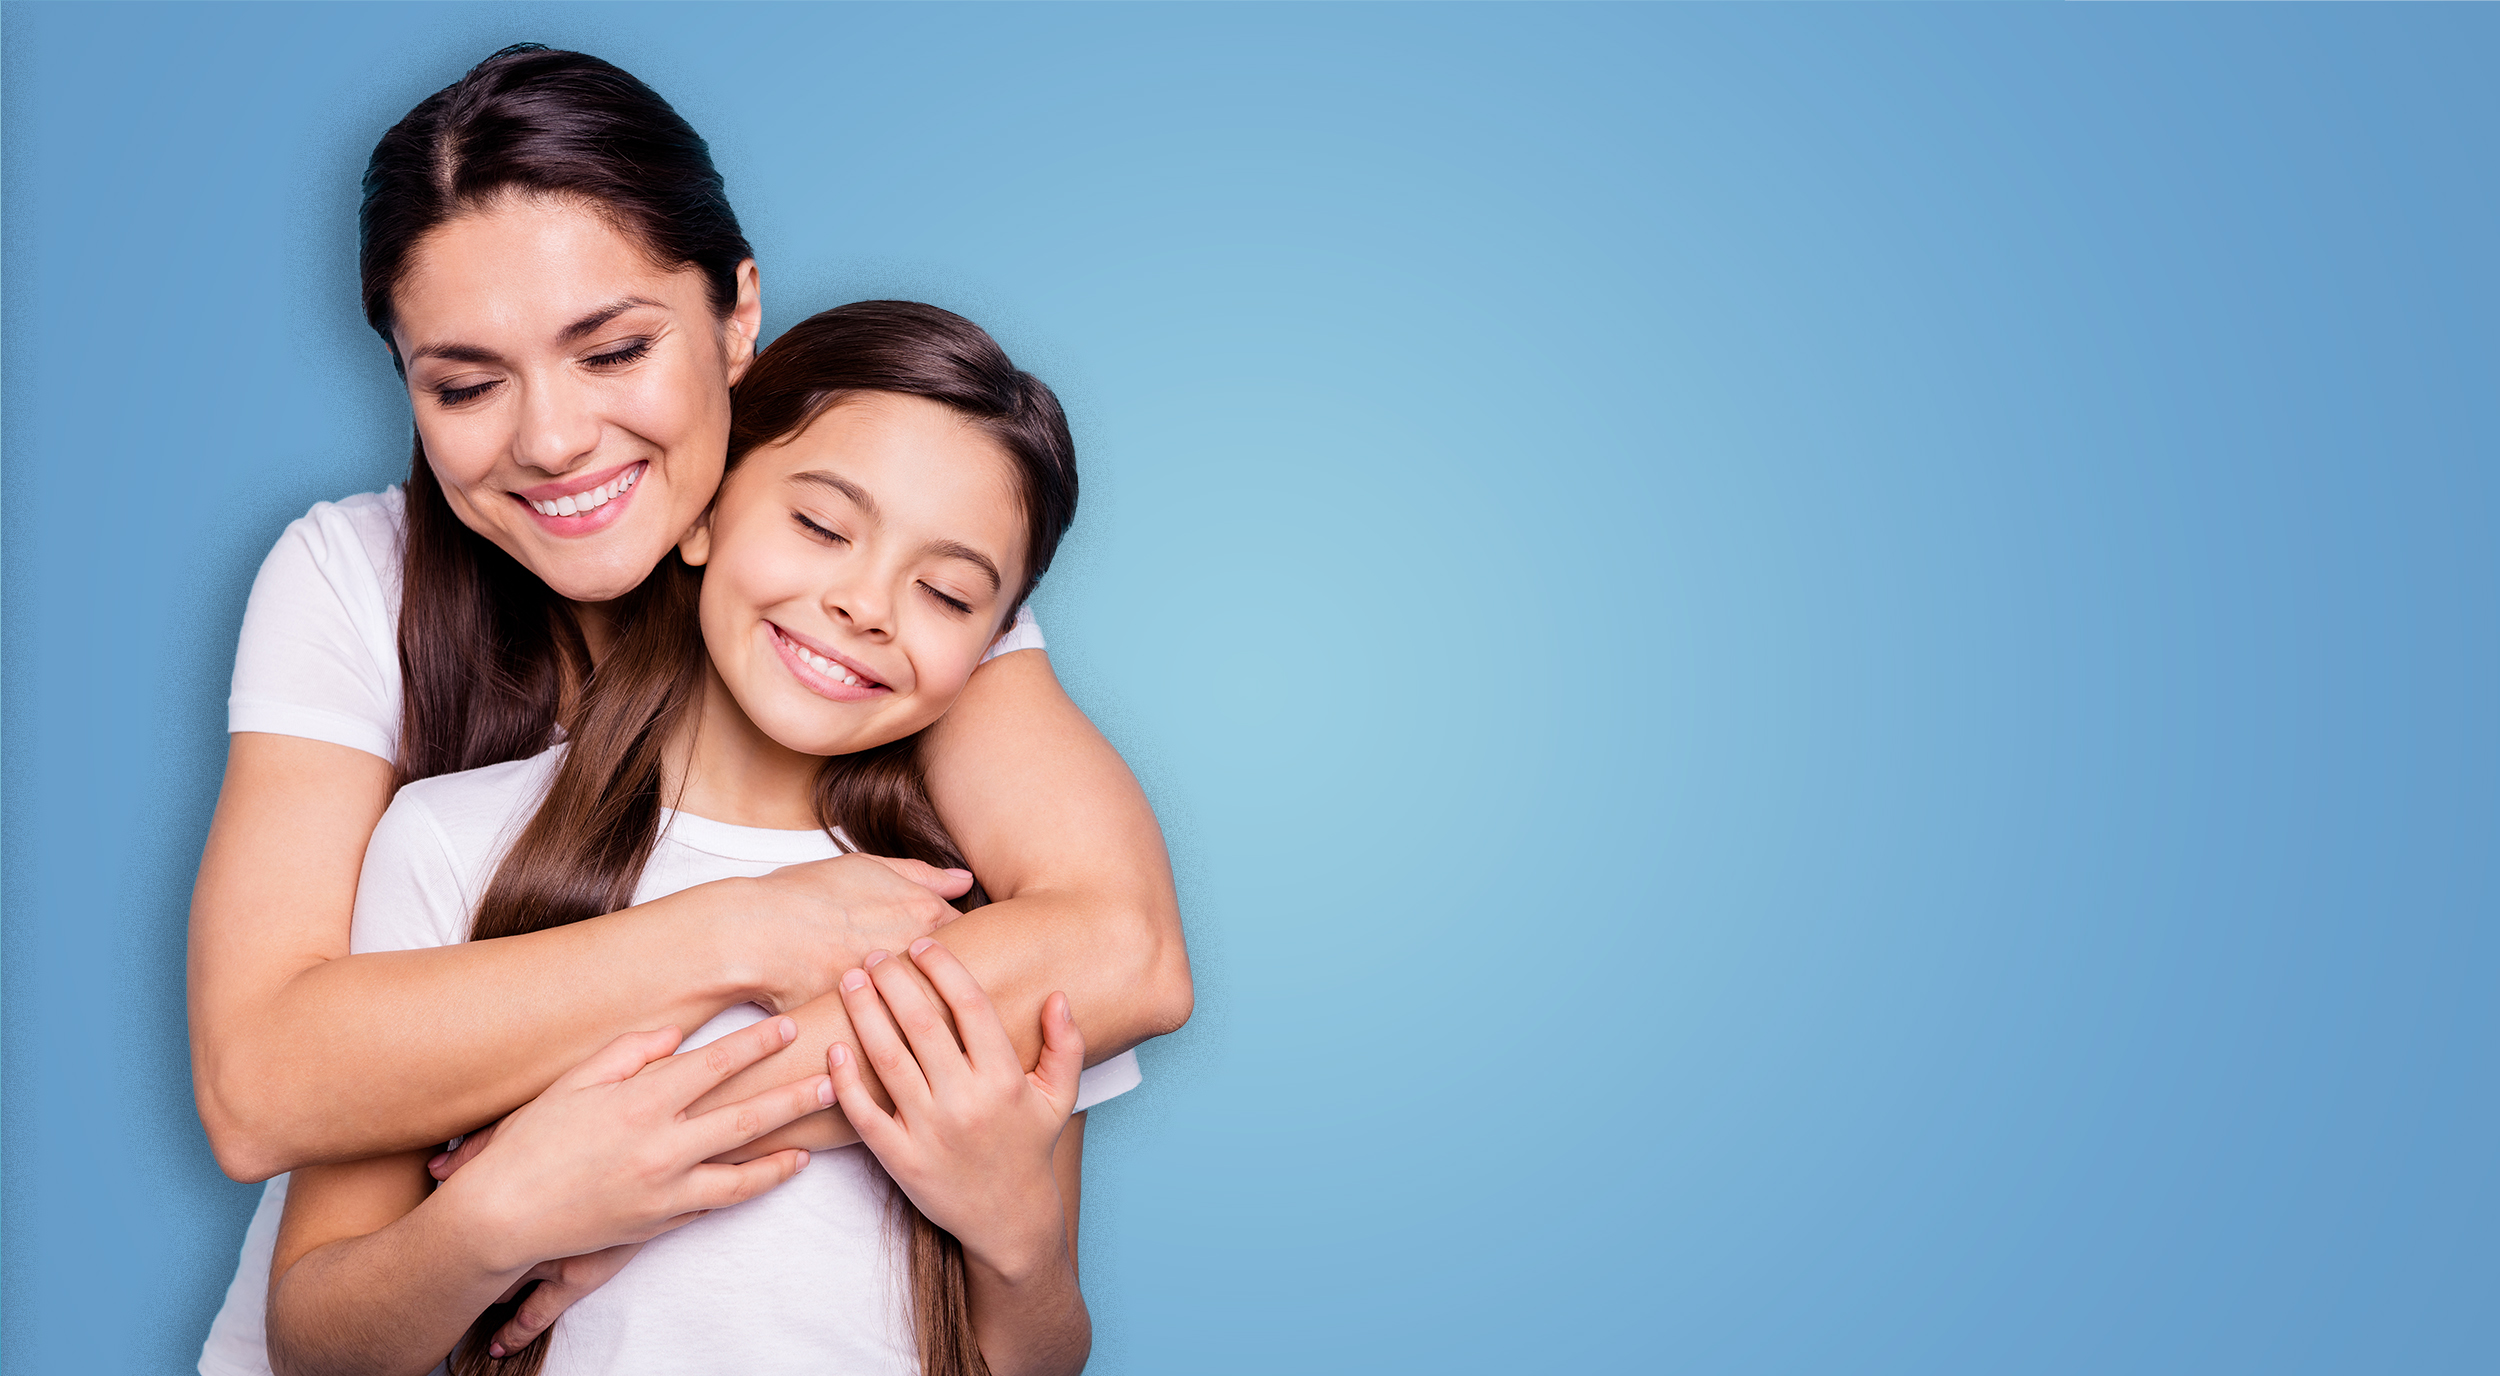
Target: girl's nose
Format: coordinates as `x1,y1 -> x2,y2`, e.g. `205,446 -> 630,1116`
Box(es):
826,585 -> 893,640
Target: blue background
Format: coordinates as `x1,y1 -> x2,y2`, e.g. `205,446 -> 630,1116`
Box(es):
5,4 -> 2495,1372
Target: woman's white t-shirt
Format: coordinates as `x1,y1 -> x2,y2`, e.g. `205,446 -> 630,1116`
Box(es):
200,493 -> 1065,1376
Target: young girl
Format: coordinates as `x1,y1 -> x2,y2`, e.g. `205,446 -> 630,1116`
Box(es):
265,301 -> 1127,1376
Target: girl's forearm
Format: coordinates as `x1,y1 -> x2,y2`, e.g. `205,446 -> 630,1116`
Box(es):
964,1173 -> 1090,1376
267,1193 -> 523,1376
204,885 -> 757,1179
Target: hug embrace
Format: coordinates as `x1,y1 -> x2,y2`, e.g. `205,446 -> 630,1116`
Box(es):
189,45 -> 1194,1376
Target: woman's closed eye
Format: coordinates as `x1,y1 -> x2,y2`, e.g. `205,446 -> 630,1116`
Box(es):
434,377 -> 500,407
583,338 -> 653,370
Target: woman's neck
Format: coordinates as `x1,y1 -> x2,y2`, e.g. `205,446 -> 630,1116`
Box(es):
662,660 -> 826,831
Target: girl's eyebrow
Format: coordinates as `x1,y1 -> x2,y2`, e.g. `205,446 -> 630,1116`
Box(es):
787,470 -> 1001,592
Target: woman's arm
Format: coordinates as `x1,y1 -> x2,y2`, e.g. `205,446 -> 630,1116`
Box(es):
267,1020 -> 825,1376
692,650 -> 1191,1134
189,732 -> 960,1180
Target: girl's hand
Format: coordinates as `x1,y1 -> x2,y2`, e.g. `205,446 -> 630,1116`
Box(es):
829,939 -> 1083,1278
426,1122 -> 643,1360
739,855 -> 974,1012
431,1014 -> 835,1274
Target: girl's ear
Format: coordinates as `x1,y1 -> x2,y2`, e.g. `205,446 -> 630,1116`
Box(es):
679,509 -> 716,566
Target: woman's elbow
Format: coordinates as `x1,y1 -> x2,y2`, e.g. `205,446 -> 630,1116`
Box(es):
194,1060 -> 293,1183
1127,900 -> 1195,1039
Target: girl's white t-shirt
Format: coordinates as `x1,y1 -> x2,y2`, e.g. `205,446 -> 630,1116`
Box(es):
201,746 -> 1141,1376
224,488 -> 1047,764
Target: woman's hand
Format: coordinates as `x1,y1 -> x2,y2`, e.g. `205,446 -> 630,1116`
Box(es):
829,939 -> 1083,1279
429,1013 -> 836,1274
736,854 -> 973,1013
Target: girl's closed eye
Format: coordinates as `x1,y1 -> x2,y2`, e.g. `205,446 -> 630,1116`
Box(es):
920,582 -> 973,615
792,512 -> 848,545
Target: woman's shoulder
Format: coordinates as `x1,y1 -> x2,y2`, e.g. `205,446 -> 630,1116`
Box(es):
267,485 -> 406,576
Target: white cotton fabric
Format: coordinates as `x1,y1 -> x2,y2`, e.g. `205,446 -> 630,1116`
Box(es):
224,487 -> 1049,765
200,746 -> 1139,1376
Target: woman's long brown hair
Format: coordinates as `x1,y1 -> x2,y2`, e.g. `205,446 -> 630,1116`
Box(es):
362,43 -> 755,785
448,301 -> 1078,1376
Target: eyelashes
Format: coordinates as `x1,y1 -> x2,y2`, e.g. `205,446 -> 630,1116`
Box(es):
789,512 -> 975,614
427,338 -> 655,407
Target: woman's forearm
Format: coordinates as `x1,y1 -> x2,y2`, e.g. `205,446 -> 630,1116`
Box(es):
204,891 -> 756,1179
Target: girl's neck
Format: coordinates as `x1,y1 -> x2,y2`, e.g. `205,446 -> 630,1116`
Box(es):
662,659 -> 826,831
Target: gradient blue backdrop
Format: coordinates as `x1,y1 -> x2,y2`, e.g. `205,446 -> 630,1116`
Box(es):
5,4 -> 2494,1372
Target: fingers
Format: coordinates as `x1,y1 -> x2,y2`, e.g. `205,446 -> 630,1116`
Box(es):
861,853 -> 975,900
1030,991 -> 1086,1114
645,1015 -> 799,1107
838,962 -> 935,1111
903,938 -> 1019,1072
827,1041 -> 904,1156
675,1148 -> 811,1215
489,1243 -> 643,1358
427,1117 -> 502,1181
686,1069 -> 838,1160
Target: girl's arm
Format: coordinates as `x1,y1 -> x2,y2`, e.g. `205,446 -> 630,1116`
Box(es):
189,732 -> 960,1180
267,1019 -> 827,1376
693,650 -> 1192,1134
830,940 -> 1096,1376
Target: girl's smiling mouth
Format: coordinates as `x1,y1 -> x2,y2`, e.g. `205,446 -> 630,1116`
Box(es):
513,460 -> 647,536
768,621 -> 892,703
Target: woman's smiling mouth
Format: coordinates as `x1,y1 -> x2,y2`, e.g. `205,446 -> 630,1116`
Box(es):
768,622 -> 892,703
513,461 -> 647,536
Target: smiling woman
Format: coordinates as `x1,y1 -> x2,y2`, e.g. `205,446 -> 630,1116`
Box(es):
189,45 -> 1189,1376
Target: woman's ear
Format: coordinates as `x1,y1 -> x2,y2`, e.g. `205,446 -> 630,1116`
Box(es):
679,508 -> 716,566
722,259 -> 763,385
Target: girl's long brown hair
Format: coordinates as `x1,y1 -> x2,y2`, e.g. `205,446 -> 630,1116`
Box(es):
448,301 -> 1078,1376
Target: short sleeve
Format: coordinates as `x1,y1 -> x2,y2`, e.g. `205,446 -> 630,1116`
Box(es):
349,789 -> 475,956
227,492 -> 405,764
1072,1048 -> 1143,1112
980,604 -> 1046,663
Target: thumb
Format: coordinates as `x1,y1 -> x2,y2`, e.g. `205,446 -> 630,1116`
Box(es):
1029,992 -> 1085,1113
862,854 -> 975,900
562,1026 -> 688,1090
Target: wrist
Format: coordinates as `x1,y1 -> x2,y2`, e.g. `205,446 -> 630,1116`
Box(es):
427,1166 -> 551,1283
960,1195 -> 1071,1289
706,877 -> 801,1009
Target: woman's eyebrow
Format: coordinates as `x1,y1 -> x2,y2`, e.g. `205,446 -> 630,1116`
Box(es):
408,297 -> 665,365
555,297 -> 664,344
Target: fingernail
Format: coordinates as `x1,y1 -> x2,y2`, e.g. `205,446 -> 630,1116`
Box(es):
909,937 -> 934,957
489,1343 -> 507,1359
427,1152 -> 449,1171
946,868 -> 973,878
841,969 -> 868,992
776,1016 -> 797,1043
831,1043 -> 850,1068
794,1149 -> 811,1170
817,1076 -> 835,1105
864,949 -> 888,968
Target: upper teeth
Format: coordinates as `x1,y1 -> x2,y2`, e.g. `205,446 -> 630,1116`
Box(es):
531,466 -> 639,517
790,638 -> 867,687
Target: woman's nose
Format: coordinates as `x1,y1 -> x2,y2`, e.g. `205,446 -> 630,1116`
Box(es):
509,373 -> 600,474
